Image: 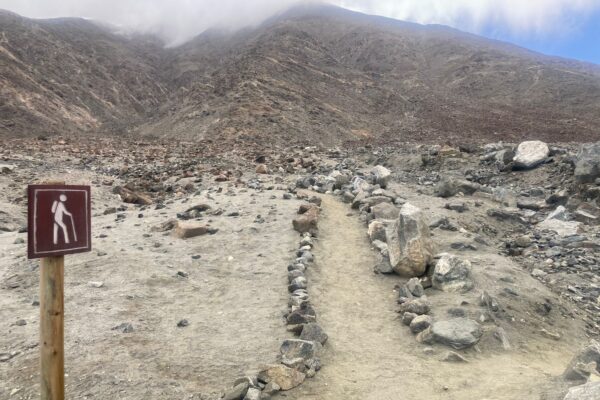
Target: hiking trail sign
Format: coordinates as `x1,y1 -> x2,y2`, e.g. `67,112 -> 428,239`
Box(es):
28,184 -> 91,259
28,183 -> 91,400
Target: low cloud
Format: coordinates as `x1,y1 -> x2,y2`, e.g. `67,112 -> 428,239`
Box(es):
337,0 -> 600,37
2,0 -> 599,44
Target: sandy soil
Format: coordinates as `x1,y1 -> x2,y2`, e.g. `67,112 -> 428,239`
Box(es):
0,166 -> 301,399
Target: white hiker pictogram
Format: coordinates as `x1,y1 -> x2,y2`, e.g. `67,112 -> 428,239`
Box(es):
52,194 -> 77,245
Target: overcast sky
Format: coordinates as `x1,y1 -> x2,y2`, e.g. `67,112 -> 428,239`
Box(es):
2,0 -> 599,63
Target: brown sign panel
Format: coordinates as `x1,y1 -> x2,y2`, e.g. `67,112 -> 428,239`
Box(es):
28,185 -> 92,259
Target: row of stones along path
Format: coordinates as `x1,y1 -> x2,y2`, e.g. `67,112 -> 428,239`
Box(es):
287,195 -> 551,400
287,195 -> 442,399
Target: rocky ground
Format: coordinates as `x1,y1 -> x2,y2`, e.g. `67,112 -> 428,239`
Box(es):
1,136 -> 599,399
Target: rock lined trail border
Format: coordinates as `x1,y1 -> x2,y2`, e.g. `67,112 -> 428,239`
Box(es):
219,194 -> 326,400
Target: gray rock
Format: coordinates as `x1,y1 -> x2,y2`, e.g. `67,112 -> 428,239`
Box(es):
371,165 -> 392,188
513,140 -> 549,170
288,270 -> 305,283
374,257 -> 394,274
402,312 -> 418,326
493,327 -> 511,350
432,254 -> 473,293
575,142 -> 600,183
243,388 -> 261,400
112,322 -> 134,333
300,323 -> 328,345
387,203 -> 435,277
431,319 -> 483,349
368,220 -> 388,243
263,382 -> 281,396
371,202 -> 399,220
351,191 -> 368,209
406,278 -> 424,297
223,382 -> 249,400
288,277 -> 308,292
341,191 -> 355,203
416,327 -> 435,344
480,291 -> 499,312
445,202 -> 469,213
537,206 -> 582,237
435,177 -> 481,198
287,303 -> 316,325
563,381 -> 600,400
280,339 -> 322,364
399,298 -> 431,315
177,319 -> 189,328
410,315 -> 432,334
563,341 -> 600,381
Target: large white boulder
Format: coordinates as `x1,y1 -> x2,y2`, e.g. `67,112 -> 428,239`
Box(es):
513,140 -> 549,170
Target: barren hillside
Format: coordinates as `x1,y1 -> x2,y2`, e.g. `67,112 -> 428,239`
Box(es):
2,5 -> 600,144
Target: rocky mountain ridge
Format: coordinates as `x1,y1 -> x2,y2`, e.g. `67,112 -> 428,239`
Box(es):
2,5 -> 600,145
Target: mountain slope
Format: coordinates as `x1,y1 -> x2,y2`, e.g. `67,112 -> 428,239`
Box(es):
0,10 -> 168,137
2,5 -> 600,145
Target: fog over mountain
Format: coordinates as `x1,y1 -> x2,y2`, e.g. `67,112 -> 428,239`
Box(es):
1,0 -> 599,45
1,4 -> 600,145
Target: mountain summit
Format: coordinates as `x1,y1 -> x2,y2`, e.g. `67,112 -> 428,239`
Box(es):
2,5 -> 600,144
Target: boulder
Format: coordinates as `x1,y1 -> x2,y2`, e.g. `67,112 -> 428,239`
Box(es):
371,203 -> 400,220
575,142 -> 600,183
432,254 -> 474,293
173,221 -> 217,239
257,365 -> 305,391
387,203 -> 435,277
367,220 -> 387,243
431,319 -> 483,349
371,165 -> 392,188
513,140 -> 549,170
563,382 -> 600,400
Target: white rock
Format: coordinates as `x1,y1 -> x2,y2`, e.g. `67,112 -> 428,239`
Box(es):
513,141 -> 549,169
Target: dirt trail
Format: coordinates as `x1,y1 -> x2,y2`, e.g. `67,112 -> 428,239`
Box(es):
289,195 -> 573,400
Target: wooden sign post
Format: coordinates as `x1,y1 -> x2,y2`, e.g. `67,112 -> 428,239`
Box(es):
40,254 -> 65,400
28,183 -> 92,400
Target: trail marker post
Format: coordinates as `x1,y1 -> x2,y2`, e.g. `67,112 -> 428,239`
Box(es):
28,183 -> 92,400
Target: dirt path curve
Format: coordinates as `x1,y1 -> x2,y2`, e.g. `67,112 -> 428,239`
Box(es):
288,195 -> 571,400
